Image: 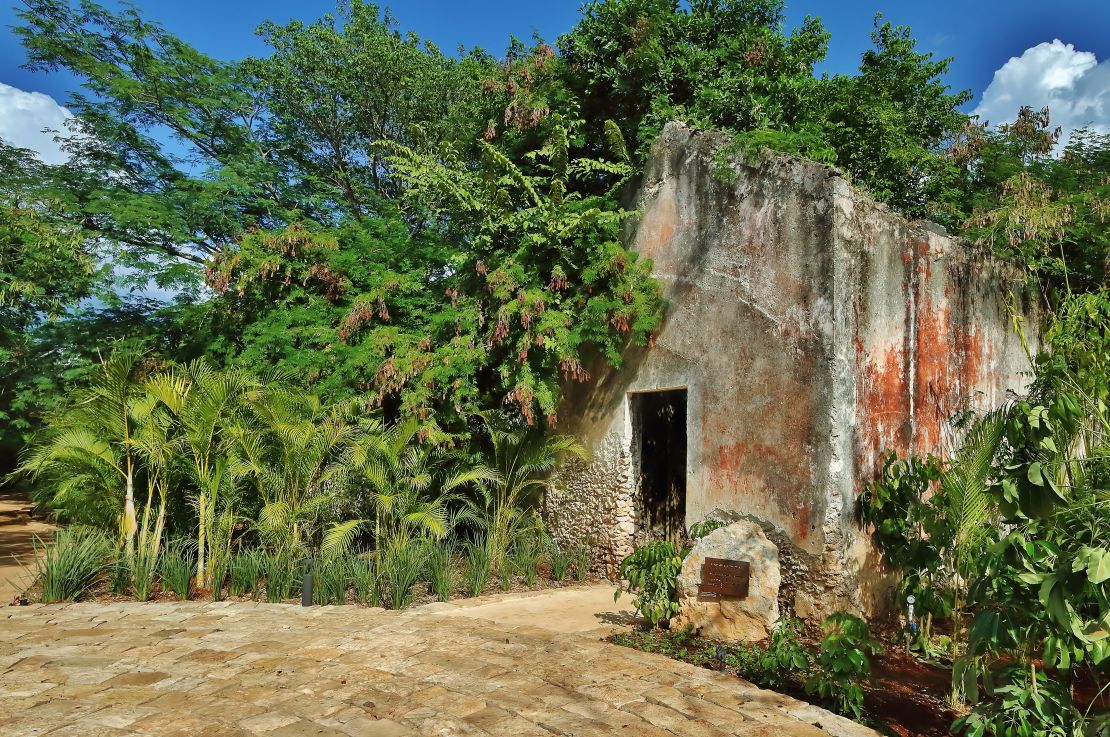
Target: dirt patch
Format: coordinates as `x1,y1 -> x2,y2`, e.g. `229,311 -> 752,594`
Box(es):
869,650 -> 958,737
0,490 -> 55,603
433,583 -> 638,634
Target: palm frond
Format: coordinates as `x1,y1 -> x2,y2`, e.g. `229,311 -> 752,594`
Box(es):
321,519 -> 366,562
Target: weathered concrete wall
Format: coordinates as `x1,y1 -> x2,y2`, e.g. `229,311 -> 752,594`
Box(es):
547,122 -> 1037,619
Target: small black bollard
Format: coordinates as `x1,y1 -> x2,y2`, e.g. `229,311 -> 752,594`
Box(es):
301,571 -> 313,607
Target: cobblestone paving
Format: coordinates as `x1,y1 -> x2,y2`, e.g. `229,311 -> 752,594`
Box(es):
0,598 -> 878,737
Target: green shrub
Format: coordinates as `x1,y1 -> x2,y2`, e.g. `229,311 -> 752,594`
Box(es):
615,540 -> 685,628
858,452 -> 952,619
380,539 -> 426,609
110,554 -> 131,596
953,665 -> 1081,737
263,549 -> 296,603
571,543 -> 591,581
35,528 -> 113,603
131,546 -> 159,602
549,543 -> 571,582
348,555 -> 378,605
463,539 -> 491,597
229,548 -> 264,598
424,542 -> 455,603
804,613 -> 881,720
207,512 -> 236,601
159,541 -> 194,600
511,530 -> 545,587
757,618 -> 813,690
688,518 -> 728,539
209,557 -> 229,601
313,558 -> 349,605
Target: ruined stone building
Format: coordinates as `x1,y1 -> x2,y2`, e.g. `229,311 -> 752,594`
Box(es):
546,122 -> 1037,621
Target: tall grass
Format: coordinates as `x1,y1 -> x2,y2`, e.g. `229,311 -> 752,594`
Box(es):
131,499 -> 167,602
463,538 -> 491,598
348,555 -> 378,605
229,549 -> 264,598
263,548 -> 296,603
110,555 -> 131,595
380,538 -> 426,609
313,558 -> 349,605
35,528 -> 113,603
424,541 -> 456,602
511,531 -> 545,587
572,543 -> 591,581
207,510 -> 236,601
160,540 -> 194,600
209,558 -> 230,601
549,543 -> 571,582
131,545 -> 159,601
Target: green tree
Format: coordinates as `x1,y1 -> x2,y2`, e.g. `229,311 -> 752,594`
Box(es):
0,143 -> 98,467
557,1 -> 971,222
249,2 -> 498,210
16,0 -> 272,280
960,108 -> 1110,296
13,352 -> 150,548
821,17 -> 972,223
145,360 -> 258,586
558,0 -> 830,160
380,126 -> 663,424
233,388 -> 375,556
459,412 -> 586,575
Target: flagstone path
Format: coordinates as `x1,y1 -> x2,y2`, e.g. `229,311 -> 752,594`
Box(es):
0,588 -> 878,737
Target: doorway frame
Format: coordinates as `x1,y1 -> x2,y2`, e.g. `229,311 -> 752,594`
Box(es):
628,385 -> 689,544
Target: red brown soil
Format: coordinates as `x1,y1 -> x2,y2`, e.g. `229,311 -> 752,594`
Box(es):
867,650 -> 958,737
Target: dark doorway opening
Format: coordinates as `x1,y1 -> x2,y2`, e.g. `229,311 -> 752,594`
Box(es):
632,389 -> 687,543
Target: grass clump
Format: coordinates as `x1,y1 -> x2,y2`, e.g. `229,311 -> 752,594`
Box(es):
463,539 -> 491,597
511,530 -> 546,587
110,554 -> 131,596
131,546 -> 159,601
549,543 -> 571,582
159,540 -> 194,600
35,527 -> 112,603
263,548 -> 297,603
571,543 -> 591,581
228,549 -> 264,598
348,555 -> 378,605
424,541 -> 456,602
380,539 -> 426,609
313,558 -> 349,605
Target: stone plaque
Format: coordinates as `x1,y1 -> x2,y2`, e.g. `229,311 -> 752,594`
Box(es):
699,557 -> 750,599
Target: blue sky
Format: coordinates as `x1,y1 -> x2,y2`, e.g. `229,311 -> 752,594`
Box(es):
2,0 -> 1110,163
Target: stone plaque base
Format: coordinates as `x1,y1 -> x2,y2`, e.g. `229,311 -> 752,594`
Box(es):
671,520 -> 780,641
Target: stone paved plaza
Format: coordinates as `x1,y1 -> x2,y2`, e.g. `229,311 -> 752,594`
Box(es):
0,589 -> 877,737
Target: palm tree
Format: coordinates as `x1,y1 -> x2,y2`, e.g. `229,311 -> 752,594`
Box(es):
15,351 -> 148,553
940,407 -> 1006,705
127,390 -> 178,591
233,387 -> 372,557
320,417 -> 492,561
146,360 -> 258,586
457,412 -> 587,575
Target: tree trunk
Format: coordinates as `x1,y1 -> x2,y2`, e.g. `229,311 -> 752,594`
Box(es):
123,473 -> 137,559
196,494 -> 207,588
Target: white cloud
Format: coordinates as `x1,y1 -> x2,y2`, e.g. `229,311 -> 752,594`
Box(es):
974,40 -> 1110,148
0,82 -> 72,165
